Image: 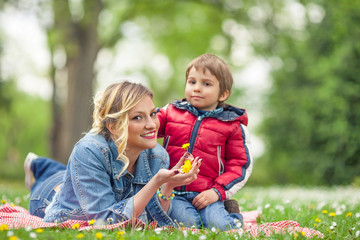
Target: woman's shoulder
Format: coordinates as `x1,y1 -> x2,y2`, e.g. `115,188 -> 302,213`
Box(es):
77,133 -> 108,147
72,133 -> 112,158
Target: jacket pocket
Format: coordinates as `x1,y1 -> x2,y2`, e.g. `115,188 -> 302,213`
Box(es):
217,146 -> 224,175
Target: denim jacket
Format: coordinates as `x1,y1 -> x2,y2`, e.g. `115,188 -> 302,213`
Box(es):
43,133 -> 174,227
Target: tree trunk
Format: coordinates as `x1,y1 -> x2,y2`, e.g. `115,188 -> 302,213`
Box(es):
50,0 -> 102,163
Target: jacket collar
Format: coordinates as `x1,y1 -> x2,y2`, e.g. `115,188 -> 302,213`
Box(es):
172,99 -> 246,122
109,137 -> 153,184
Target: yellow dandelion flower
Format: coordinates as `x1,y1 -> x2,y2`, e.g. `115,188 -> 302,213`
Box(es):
1,200 -> 6,204
181,159 -> 192,173
88,219 -> 96,225
72,223 -> 80,230
9,236 -> 19,240
313,223 -> 318,227
294,233 -> 299,238
0,224 -> 8,231
322,210 -> 328,214
181,143 -> 190,151
345,212 -> 352,218
300,231 -> 305,236
95,232 -> 103,239
76,233 -> 85,239
10,203 -> 15,207
329,212 -> 336,217
117,230 -> 125,239
35,228 -> 44,233
315,218 -> 321,223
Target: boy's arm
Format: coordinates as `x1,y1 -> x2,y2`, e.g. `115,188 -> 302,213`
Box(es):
156,105 -> 169,138
212,123 -> 253,201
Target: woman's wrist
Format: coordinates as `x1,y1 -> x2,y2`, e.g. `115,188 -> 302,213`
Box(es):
158,183 -> 175,199
156,186 -> 175,200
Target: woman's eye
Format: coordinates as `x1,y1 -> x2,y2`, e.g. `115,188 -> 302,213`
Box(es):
132,116 -> 142,120
150,112 -> 157,117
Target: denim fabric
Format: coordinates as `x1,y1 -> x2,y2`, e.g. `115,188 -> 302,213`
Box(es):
30,133 -> 173,227
169,192 -> 243,231
29,157 -> 66,217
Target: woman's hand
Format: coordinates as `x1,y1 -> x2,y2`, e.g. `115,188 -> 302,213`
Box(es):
156,156 -> 202,188
172,152 -> 194,171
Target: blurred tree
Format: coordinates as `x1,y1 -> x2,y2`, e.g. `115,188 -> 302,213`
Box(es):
3,0 -> 249,163
254,0 -> 360,185
129,1 -> 238,105
4,0 -> 358,186
46,0 -> 103,163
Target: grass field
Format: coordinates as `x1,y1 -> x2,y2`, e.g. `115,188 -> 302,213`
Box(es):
1,180 -> 359,239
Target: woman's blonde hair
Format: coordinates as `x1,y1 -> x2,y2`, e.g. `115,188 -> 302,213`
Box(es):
90,81 -> 153,177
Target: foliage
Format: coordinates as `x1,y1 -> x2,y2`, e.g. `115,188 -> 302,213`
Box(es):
253,0 -> 360,185
1,0 -> 359,185
1,184 -> 360,239
0,81 -> 50,180
99,0 -> 241,107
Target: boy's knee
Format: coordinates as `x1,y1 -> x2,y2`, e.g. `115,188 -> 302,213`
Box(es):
170,212 -> 201,228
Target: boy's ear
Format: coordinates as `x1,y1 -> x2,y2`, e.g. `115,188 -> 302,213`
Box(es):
218,90 -> 230,102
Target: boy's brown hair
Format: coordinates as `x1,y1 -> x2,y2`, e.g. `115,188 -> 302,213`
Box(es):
185,53 -> 233,102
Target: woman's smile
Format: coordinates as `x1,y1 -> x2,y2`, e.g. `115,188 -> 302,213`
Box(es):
141,130 -> 156,139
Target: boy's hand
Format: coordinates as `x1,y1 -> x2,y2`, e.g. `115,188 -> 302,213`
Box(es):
192,189 -> 219,210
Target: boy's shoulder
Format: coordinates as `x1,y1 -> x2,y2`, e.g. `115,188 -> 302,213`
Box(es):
220,104 -> 248,124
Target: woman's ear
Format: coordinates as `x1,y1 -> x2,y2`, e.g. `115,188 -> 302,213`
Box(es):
218,90 -> 230,102
106,122 -> 116,135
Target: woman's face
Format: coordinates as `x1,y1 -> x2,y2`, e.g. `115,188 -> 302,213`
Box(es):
126,95 -> 159,153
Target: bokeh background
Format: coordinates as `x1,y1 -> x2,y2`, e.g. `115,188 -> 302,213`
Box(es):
0,0 -> 359,186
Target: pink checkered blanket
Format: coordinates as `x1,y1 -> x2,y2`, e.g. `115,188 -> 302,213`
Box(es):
0,203 -> 323,238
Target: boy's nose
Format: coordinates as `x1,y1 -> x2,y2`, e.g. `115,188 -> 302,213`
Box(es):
194,83 -> 201,91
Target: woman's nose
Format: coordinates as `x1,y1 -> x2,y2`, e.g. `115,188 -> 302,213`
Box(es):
145,118 -> 157,129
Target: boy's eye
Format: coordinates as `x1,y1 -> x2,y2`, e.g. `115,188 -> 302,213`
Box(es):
187,79 -> 196,84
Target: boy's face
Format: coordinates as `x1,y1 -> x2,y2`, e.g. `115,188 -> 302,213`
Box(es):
185,66 -> 228,111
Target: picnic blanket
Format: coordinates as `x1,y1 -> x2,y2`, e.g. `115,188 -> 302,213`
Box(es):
0,203 -> 324,238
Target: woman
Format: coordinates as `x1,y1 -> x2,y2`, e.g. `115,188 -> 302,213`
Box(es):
25,81 -> 201,226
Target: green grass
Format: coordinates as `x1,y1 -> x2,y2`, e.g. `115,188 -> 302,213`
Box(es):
1,181 -> 359,239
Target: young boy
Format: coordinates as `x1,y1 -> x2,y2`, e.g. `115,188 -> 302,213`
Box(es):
157,53 -> 253,230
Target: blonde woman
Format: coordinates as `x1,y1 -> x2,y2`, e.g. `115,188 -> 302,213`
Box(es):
25,81 -> 201,226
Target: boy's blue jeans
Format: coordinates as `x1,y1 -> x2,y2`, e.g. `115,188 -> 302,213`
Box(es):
169,192 -> 243,231
29,157 -> 66,218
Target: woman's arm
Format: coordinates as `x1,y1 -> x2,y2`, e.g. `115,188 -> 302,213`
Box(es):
132,156 -> 201,217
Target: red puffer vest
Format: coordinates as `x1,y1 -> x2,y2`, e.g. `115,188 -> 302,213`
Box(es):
157,100 -> 252,201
